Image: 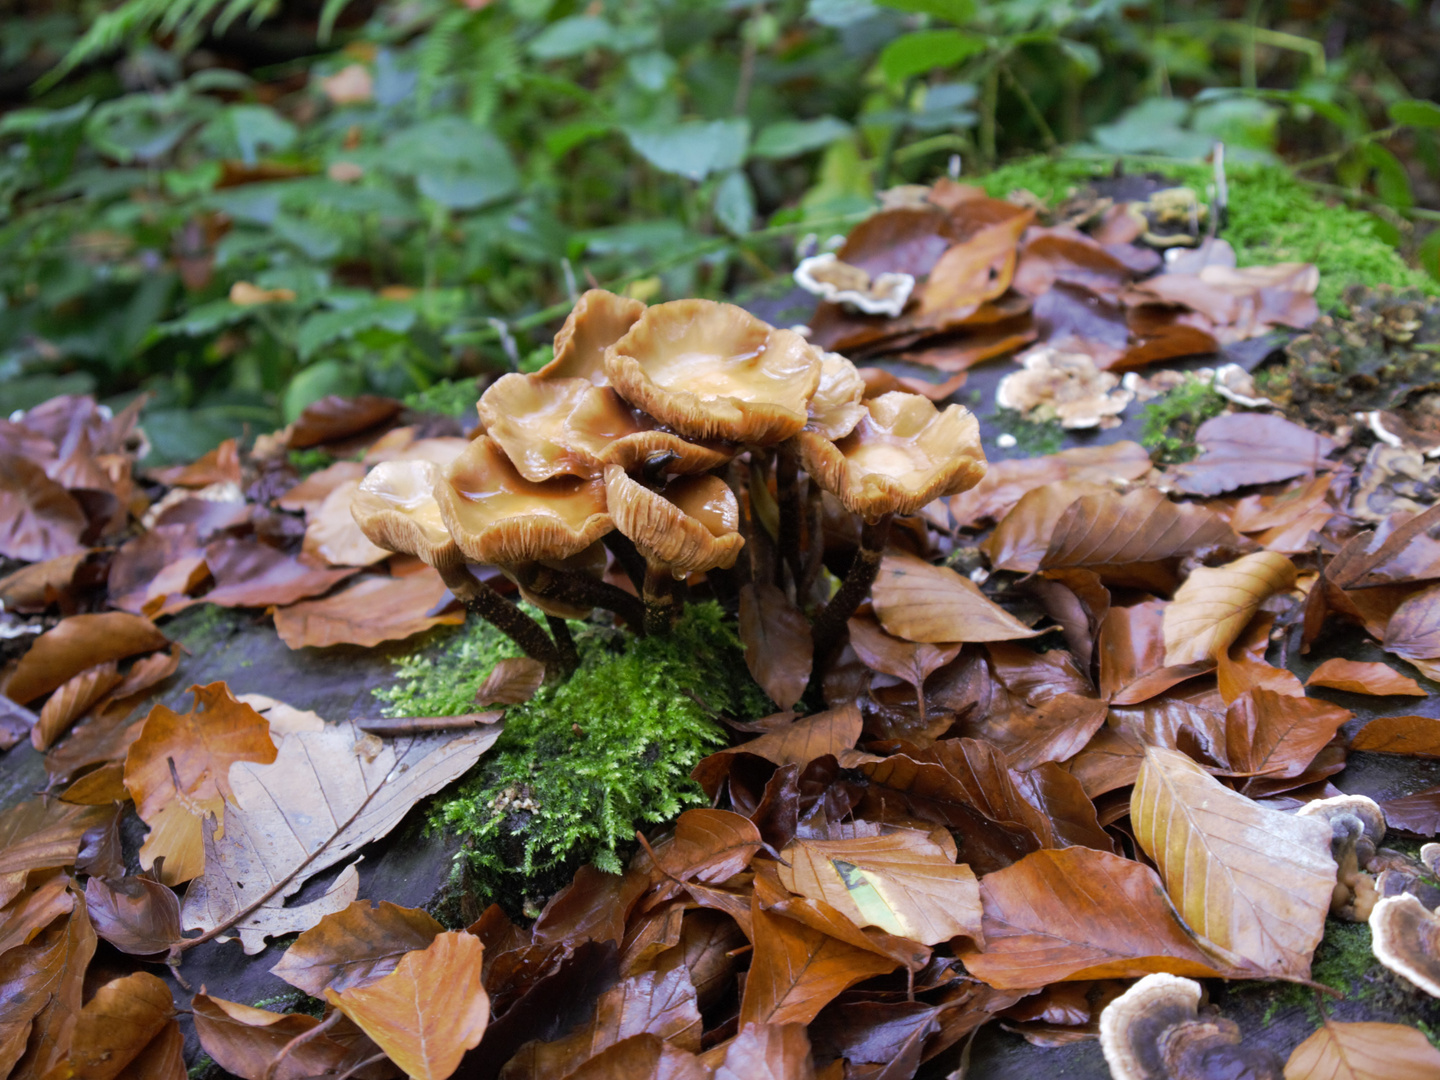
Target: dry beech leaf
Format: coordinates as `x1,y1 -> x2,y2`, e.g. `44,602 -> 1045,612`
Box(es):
1351,715 -> 1440,758
1171,413 -> 1337,497
186,537 -> 358,610
739,583 -> 814,711
872,552 -> 1040,644
234,694 -> 325,735
274,570 -> 464,650
0,551 -> 90,612
1383,583 -> 1440,662
123,683 -> 278,886
0,894 -> 95,1079
713,1022 -> 816,1080
739,899 -> 900,1027
85,875 -> 182,956
289,394 -> 401,449
752,866 -> 931,972
277,460 -> 369,514
652,808 -> 763,887
1284,1020 -> 1440,1080
846,615 -> 961,714
776,831 -> 981,946
1162,551 -> 1297,666
475,657 -> 547,708
1040,486 -> 1243,573
62,970 -> 175,1080
1099,599 -> 1213,706
563,1034 -> 709,1080
31,661 -> 122,752
192,994 -> 378,1080
1216,649 -> 1304,704
182,721 -> 500,953
956,847 -> 1229,989
0,873 -> 73,958
1304,658 -> 1424,696
0,799 -> 114,900
499,966 -> 701,1080
532,863 -> 648,949
1132,745 -> 1334,979
693,704 -> 862,797
1222,688 -> 1352,781
949,442 -> 1152,529
271,899 -> 444,997
301,478 -> 390,567
982,480 -> 1109,574
5,612 -> 167,705
326,931 -> 490,1080
0,452 -> 87,563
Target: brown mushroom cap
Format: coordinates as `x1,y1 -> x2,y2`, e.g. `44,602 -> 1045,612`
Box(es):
604,465 -> 743,577
806,349 -> 868,440
435,436 -> 612,565
604,299 -> 822,445
351,459 -> 462,574
1371,893 -> 1440,998
537,288 -> 647,385
477,373 -> 731,482
797,391 -> 987,523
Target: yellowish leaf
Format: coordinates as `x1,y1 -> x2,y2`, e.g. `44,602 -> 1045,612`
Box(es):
1163,551 -> 1296,666
1285,1020 -> 1440,1080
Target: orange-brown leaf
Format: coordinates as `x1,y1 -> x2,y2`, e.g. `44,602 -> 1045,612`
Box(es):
1223,688 -> 1352,781
273,570 -> 464,650
739,583 -> 813,711
5,612 -> 167,705
872,552 -> 1040,644
1041,486 -> 1243,573
1163,551 -> 1297,666
192,994 -> 372,1080
1351,715 -> 1440,758
653,809 -> 763,886
1305,658 -> 1424,696
31,661 -> 122,752
981,481 -> 1107,573
1284,1020 -> 1440,1080
474,657 -> 547,708
271,899 -> 445,997
1383,584 -> 1440,661
62,970 -> 175,1080
949,442 -> 1152,529
85,875 -> 182,956
0,873 -> 73,958
0,893 -> 96,1079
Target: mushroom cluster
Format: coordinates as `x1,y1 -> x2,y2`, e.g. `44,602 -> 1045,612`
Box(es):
352,289 -> 987,679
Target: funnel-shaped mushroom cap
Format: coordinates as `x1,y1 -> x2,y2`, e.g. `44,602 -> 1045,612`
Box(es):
1372,893 -> 1440,998
351,460 -> 462,573
477,374 -> 732,482
798,391 -> 987,522
806,349 -> 867,440
604,466 -> 743,577
537,289 -> 646,385
435,436 -> 612,565
604,299 -> 822,445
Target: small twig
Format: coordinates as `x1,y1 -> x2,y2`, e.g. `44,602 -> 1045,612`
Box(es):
356,712 -> 503,737
335,1052 -> 391,1080
775,443 -> 803,591
1000,61 -> 1057,150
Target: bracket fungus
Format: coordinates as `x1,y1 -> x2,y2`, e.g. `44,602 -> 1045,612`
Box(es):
996,346 -> 1134,430
1099,973 -> 1283,1080
1371,893 -> 1440,998
1296,793 -> 1385,922
793,251 -> 916,318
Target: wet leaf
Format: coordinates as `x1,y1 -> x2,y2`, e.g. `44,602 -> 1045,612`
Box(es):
739,584 -> 814,711
325,931 -> 488,1080
1163,551 -> 1297,666
302,478 -> 390,567
949,442 -> 1152,529
0,800 -> 114,902
917,202 -> 1034,320
1351,715 -> 1440,758
0,552 -> 91,613
150,439 -> 242,487
651,808 -> 763,886
1223,688 -> 1352,781
1132,745 -> 1335,978
475,657 -> 547,708
271,899 -> 444,996
847,615 -> 962,713
85,875 -> 182,956
981,481 -> 1108,573
123,682 -> 279,885
1099,599 -> 1213,705
562,1034 -> 709,1080
1304,658 -> 1424,696
192,994 -> 374,1080
1040,487 -> 1244,573
5,613 -> 167,705
0,894 -> 95,1079
111,1019 -> 185,1080
713,1022 -> 816,1080
188,537 -> 358,610
0,873 -> 73,958
182,722 -> 501,953
0,452 -> 88,563
1383,584 -> 1440,661
1171,413 -> 1337,497
31,661 -> 122,752
776,831 -> 981,946
276,460 -> 369,514
1284,1020 -> 1440,1080
61,970 -> 174,1080
533,864 -> 649,949
289,394 -> 402,449
694,705 -> 862,797
273,570 -> 465,650
739,899 -> 900,1027
872,552 -> 1041,644
956,847 -> 1230,988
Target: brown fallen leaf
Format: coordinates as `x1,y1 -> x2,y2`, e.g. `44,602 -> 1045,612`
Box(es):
846,615 -> 962,717
916,201 -> 1035,321
1099,600 -> 1212,705
1351,715 -> 1440,758
61,970 -> 175,1080
111,1019 -> 185,1080
1329,503 -> 1440,590
1383,583 -> 1440,662
85,874 -> 183,956
272,899 -> 445,997
562,1033 -> 709,1080
355,712 -> 504,737
0,452 -> 88,563
776,831 -> 981,946
981,480 -> 1108,573
288,394 -> 402,449
5,612 -> 167,705
712,1022 -> 816,1080
1223,688 -> 1352,782
651,808 -> 763,889
1304,658 -> 1424,696
1284,1019 -> 1440,1080
739,899 -> 900,1027
123,683 -> 279,885
692,704 -> 863,799
1163,551 -> 1297,666
0,551 -> 92,613
475,657 -> 547,708
949,442 -> 1152,529
277,460 -> 370,514
181,721 -> 501,953
0,893 -> 95,1079
739,583 -> 814,711
1171,413 -> 1336,497
273,570 -> 465,650
326,931 -> 490,1080
1132,745 -> 1334,979
1040,486 -> 1245,575
192,994 -> 379,1080
302,479 -> 391,567
957,847 -> 1229,988
31,661 -> 122,752
0,872 -> 73,958
0,800 -> 114,905
872,552 -> 1041,644
185,537 -> 358,610
150,439 -> 242,487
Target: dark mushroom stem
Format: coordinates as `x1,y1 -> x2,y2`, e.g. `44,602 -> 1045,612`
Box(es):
512,563 -> 646,629
810,511 -> 894,673
799,480 -> 825,609
545,616 -> 580,675
434,562 -> 562,668
775,441 -> 803,590
603,532 -> 648,594
643,565 -> 678,636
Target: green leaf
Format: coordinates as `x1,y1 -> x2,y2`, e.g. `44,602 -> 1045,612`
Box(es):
1420,230 -> 1440,283
382,119 -> 520,209
528,15 -> 619,59
225,104 -> 297,166
626,50 -> 676,92
875,0 -> 976,23
878,29 -> 987,83
752,116 -> 852,159
806,0 -> 879,27
297,301 -> 417,360
283,360 -> 365,423
153,299 -> 255,340
1366,143 -> 1414,210
623,119 -> 751,181
1389,99 -> 1440,129
713,170 -> 755,237
545,120 -> 612,158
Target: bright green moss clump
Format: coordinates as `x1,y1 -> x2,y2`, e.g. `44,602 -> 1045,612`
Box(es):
1140,376 -> 1228,464
979,156 -> 1437,310
375,603 -> 769,898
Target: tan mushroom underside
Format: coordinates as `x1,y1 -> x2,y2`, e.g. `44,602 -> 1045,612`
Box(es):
351,459 -> 462,573
1372,894 -> 1440,998
435,436 -> 612,565
605,299 -> 821,445
537,288 -> 646,384
799,391 -> 987,522
806,349 -> 868,441
604,466 -> 743,577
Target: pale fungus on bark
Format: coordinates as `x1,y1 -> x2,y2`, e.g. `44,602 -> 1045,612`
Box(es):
1371,893 -> 1440,999
996,345 -> 1134,429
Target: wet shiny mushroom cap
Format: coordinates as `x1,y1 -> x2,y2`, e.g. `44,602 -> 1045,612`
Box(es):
435,436 -> 612,566
351,459 -> 462,573
604,466 -> 743,578
536,288 -> 647,385
805,349 -> 868,441
604,299 -> 822,445
478,373 -> 732,483
798,391 -> 987,522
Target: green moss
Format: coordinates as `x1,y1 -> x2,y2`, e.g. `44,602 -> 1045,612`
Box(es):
374,603 -> 770,904
249,992 -> 324,1017
287,447 -> 335,476
979,156 -> 1437,309
187,1055 -> 216,1080
988,407 -> 1065,456
1140,376 -> 1227,464
403,377 -> 483,419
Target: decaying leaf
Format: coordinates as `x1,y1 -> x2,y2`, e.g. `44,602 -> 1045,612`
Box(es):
846,616 -> 962,716
0,893 -> 95,1079
61,970 -> 176,1080
1131,746 -> 1334,978
1171,413 -> 1337,497
475,657 -> 548,708
1222,688 -> 1352,782
272,899 -> 445,997
0,452 -> 88,563
192,993 -> 380,1080
1040,486 -> 1244,573
739,584 -> 814,711
181,722 -> 501,953
872,552 -> 1041,644
1284,1019 -> 1440,1080
1163,551 -> 1297,666
0,799 -> 114,904
949,441 -> 1152,528
1304,658 -> 1424,696
5,612 -> 167,705
273,570 -> 465,650
1383,584 -> 1440,662
85,874 -> 183,956
1351,715 -> 1440,758
692,705 -> 862,798
981,480 -> 1108,573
